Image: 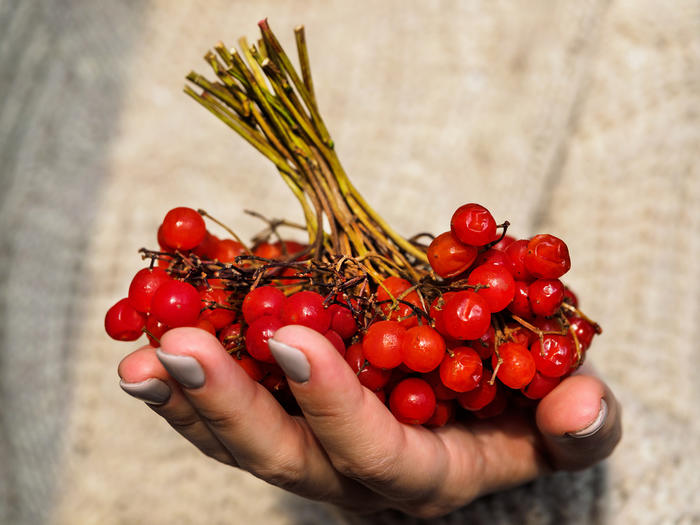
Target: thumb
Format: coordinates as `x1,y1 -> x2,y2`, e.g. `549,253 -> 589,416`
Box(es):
535,372 -> 622,470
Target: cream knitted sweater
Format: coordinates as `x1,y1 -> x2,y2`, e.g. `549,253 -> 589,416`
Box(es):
1,1 -> 698,524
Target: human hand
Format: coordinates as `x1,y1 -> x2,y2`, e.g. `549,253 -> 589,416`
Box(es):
118,326 -> 621,518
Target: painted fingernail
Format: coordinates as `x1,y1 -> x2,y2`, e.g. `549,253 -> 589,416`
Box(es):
568,398 -> 608,438
120,378 -> 171,405
268,339 -> 310,383
156,349 -> 205,389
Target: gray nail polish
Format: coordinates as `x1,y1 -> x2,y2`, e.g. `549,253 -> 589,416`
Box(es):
568,398 -> 608,438
156,349 -> 205,389
268,339 -> 310,383
120,378 -> 171,405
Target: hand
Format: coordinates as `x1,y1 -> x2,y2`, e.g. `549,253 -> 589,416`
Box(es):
118,326 -> 621,518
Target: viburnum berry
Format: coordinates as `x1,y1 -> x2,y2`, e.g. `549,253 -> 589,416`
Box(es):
144,315 -> 168,347
528,278 -> 564,317
504,239 -> 534,282
376,276 -> 421,328
199,288 -> 236,329
457,371 -> 498,411
150,280 -> 201,328
531,334 -> 575,378
450,203 -> 498,246
218,322 -> 242,351
521,371 -> 560,400
491,234 -> 516,252
389,377 -> 436,425
425,399 -> 456,428
441,290 -> 491,340
192,231 -> 220,259
568,316 -> 596,350
328,303 -> 358,339
324,329 -> 346,356
362,320 -> 405,369
105,298 -> 146,341
424,369 -> 459,400
427,231 -> 478,278
245,315 -> 283,363
474,248 -> 510,269
400,325 -> 446,373
344,343 -> 392,391
232,354 -> 264,382
160,207 -> 206,250
212,238 -> 245,263
493,342 -> 536,389
127,267 -> 171,313
474,325 -> 496,359
508,281 -> 534,319
524,234 -> 571,279
439,346 -> 483,392
467,263 -> 516,312
281,290 -> 331,333
242,285 -> 286,324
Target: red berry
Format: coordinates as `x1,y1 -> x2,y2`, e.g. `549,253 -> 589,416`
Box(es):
328,304 -> 358,339
362,320 -> 405,369
528,278 -> 564,317
151,280 -> 201,328
389,377 -> 436,425
218,322 -> 243,350
521,372 -> 560,399
473,388 -> 507,419
427,231 -> 478,278
400,325 -> 446,373
524,234 -> 571,279
568,316 -> 596,350
467,263 -> 516,312
212,238 -> 245,263
508,281 -> 534,319
457,371 -> 497,411
199,288 -> 236,330
281,291 -> 331,333
491,234 -> 516,251
376,277 -> 421,328
530,335 -> 575,378
105,298 -> 146,341
493,342 -> 536,389
474,325 -> 496,359
160,207 -> 206,250
439,346 -> 483,392
324,329 -> 346,356
450,203 -> 498,246
474,248 -> 510,269
424,369 -> 459,400
504,239 -> 534,282
145,315 -> 168,347
429,292 -> 455,337
425,400 -> 456,428
192,231 -> 220,259
245,315 -> 283,363
344,343 -> 392,391
195,318 -> 217,336
506,323 -> 537,348
128,267 -> 171,313
242,285 -> 286,324
441,290 -> 491,340
563,286 -> 579,307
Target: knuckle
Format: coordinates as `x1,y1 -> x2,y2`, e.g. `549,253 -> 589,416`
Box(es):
167,412 -> 203,432
246,454 -> 307,492
331,448 -> 399,485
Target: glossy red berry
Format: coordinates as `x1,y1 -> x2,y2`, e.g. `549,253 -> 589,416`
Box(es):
491,234 -> 516,251
508,281 -> 534,319
212,239 -> 245,263
457,371 -> 497,411
504,239 -> 534,282
521,372 -> 560,399
245,315 -> 283,363
524,234 -> 571,279
144,315 -> 168,347
427,231 -> 478,278
467,263 -> 516,312
160,207 -> 206,250
281,291 -> 331,333
425,399 -> 456,428
199,288 -> 236,329
324,329 -> 346,356
528,279 -> 564,317
105,298 -> 145,341
568,316 -> 596,350
441,290 -> 491,340
242,285 -> 286,324
400,325 -> 446,373
344,343 -> 392,391
150,280 -> 201,328
389,377 -> 436,425
127,267 -> 171,313
362,320 -> 406,369
450,203 -> 498,246
376,277 -> 421,328
493,342 -> 536,389
439,346 -> 483,392
531,335 -> 575,378
328,304 -> 358,339
192,231 -> 220,259
474,248 -> 510,269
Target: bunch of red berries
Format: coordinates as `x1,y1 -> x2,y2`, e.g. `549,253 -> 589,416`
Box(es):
105,203 -> 599,427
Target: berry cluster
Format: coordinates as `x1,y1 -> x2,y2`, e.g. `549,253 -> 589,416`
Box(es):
106,203 -> 600,427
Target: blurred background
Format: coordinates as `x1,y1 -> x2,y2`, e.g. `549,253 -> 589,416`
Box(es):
1,1 -> 698,524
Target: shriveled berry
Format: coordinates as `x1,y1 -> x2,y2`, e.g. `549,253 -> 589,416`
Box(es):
508,281 -> 534,319
439,346 -> 483,392
528,278 -> 564,317
441,290 -> 491,340
524,234 -> 571,279
531,335 -> 575,378
427,231 -> 478,278
450,203 -> 498,246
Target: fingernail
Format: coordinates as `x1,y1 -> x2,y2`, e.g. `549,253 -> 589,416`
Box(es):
120,378 -> 171,405
568,398 -> 608,438
268,339 -> 310,383
156,349 -> 205,389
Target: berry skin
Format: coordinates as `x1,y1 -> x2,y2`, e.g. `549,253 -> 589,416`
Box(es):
324,329 -> 346,356
439,346 -> 483,392
281,291 -> 331,333
568,316 -> 596,350
242,285 -> 286,324
441,290 -> 491,341
362,320 -> 406,369
491,234 -> 516,251
474,248 -> 510,269
150,280 -> 201,328
493,342 -> 536,389
425,400 -> 456,428
467,263 -> 516,313
145,316 -> 168,347
400,325 -> 446,373
524,234 -> 571,279
128,267 -> 171,313
232,354 -> 264,382
521,372 -> 560,400
508,281 -> 534,319
218,322 -> 243,350
212,239 -> 245,263
427,231 -> 478,278
450,203 -> 498,246
389,377 -> 437,425
376,277 -> 421,328
457,371 -> 497,411
160,207 -> 206,250
328,304 -> 358,339
504,239 -> 534,282
528,278 -> 565,317
199,288 -> 236,330
105,298 -> 145,341
530,335 -> 575,378
245,315 -> 283,363
344,343 -> 391,391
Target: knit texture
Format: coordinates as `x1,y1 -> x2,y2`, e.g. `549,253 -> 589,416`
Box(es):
1,1 -> 698,524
